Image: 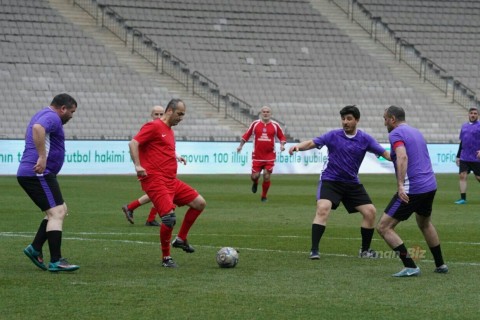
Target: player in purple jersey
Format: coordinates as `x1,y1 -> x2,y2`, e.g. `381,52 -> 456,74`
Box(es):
17,93 -> 80,272
289,106 -> 390,260
377,106 -> 448,277
454,107 -> 480,204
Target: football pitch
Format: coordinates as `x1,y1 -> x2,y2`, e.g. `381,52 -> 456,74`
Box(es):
1,174 -> 479,319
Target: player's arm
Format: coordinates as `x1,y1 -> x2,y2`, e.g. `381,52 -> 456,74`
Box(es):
288,140 -> 316,155
381,150 -> 391,161
456,141 -> 462,166
32,123 -> 47,174
393,142 -> 409,203
237,139 -> 247,153
128,139 -> 146,177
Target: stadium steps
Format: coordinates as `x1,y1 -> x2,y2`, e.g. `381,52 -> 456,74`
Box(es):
309,0 -> 466,126
46,0 -> 247,137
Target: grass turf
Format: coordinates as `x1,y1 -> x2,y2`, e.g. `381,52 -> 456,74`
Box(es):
0,174 -> 479,319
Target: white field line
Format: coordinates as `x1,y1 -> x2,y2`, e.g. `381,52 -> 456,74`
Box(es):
1,231 -> 479,267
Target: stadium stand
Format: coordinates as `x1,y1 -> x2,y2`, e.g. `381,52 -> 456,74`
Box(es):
0,0 -> 244,140
0,0 -> 474,142
357,0 -> 480,99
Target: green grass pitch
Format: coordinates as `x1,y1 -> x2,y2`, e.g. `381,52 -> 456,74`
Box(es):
1,174 -> 479,319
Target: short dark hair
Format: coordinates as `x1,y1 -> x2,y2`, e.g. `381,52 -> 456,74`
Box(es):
165,98 -> 184,112
340,105 -> 360,120
50,93 -> 77,109
468,107 -> 478,112
385,105 -> 405,121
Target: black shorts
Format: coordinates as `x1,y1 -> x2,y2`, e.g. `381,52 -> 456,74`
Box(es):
17,174 -> 64,211
459,160 -> 480,176
384,190 -> 436,221
317,180 -> 372,213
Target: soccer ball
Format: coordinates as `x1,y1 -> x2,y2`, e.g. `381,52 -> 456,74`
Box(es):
216,247 -> 239,268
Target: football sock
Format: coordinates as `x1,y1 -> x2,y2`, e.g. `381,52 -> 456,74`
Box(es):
311,224 -> 326,251
261,181 -> 271,198
128,200 -> 141,211
429,244 -> 445,267
177,208 -> 202,240
32,219 -> 48,252
146,207 -> 157,222
251,177 -> 259,184
160,224 -> 173,258
47,230 -> 62,263
393,243 -> 417,268
460,193 -> 466,201
360,227 -> 374,252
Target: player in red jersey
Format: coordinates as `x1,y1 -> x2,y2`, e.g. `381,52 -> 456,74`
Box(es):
237,106 -> 287,202
122,105 -> 186,226
128,99 -> 206,268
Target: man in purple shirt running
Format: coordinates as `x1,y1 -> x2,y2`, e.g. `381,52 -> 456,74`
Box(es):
289,105 -> 390,260
454,107 -> 480,204
377,105 -> 448,277
17,93 -> 80,272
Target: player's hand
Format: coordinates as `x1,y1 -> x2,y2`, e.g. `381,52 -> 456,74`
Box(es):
455,157 -> 460,166
280,145 -> 285,152
288,145 -> 299,155
476,151 -> 480,159
177,156 -> 187,165
135,165 -> 147,179
397,186 -> 409,203
236,146 -> 242,153
33,156 -> 47,174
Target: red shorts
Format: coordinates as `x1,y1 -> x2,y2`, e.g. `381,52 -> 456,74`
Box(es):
140,175 -> 199,217
252,160 -> 275,174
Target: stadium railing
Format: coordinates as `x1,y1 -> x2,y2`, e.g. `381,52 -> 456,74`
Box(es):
72,0 -> 270,129
330,0 -> 479,109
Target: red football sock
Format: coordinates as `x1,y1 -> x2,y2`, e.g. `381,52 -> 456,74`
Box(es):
177,208 -> 203,240
261,181 -> 271,198
146,207 -> 157,222
127,199 -> 141,211
160,224 -> 173,258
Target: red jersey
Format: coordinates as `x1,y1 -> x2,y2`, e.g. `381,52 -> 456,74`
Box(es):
134,119 -> 177,179
242,120 -> 286,161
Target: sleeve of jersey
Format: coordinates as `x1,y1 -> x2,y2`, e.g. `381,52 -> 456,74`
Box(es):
36,115 -> 56,133
133,122 -> 155,144
392,140 -> 405,151
242,122 -> 255,141
276,124 -> 287,142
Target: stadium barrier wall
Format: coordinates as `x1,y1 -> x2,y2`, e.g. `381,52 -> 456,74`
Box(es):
0,140 -> 458,175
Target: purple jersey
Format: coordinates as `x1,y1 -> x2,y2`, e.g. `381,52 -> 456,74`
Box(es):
459,120 -> 480,162
17,107 -> 65,176
313,129 -> 386,184
389,124 -> 437,194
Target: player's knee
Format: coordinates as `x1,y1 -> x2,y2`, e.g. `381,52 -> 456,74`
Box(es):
195,196 -> 207,210
161,212 -> 176,227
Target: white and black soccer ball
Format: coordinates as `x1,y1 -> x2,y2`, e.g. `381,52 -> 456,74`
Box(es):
216,247 -> 239,268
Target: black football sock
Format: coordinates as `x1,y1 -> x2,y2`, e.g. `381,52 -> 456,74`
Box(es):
47,230 -> 62,263
311,224 -> 326,251
429,244 -> 445,267
360,227 -> 374,252
32,219 -> 48,252
461,193 -> 466,200
393,243 -> 417,268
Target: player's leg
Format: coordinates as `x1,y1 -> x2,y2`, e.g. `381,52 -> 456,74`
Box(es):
251,161 -> 261,193
122,194 -> 152,224
356,204 -> 377,257
377,196 -> 419,277
348,184 -> 377,257
260,168 -> 272,202
145,206 -> 160,226
414,191 -> 448,273
310,199 -> 332,259
172,181 -> 206,253
455,161 -> 469,204
144,180 -> 177,267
